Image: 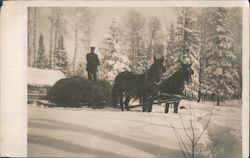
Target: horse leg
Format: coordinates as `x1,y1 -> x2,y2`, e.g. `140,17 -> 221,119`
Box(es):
119,92 -> 124,111
174,101 -> 180,113
139,98 -> 143,104
147,98 -> 154,112
124,96 -> 131,111
142,97 -> 147,112
165,103 -> 169,113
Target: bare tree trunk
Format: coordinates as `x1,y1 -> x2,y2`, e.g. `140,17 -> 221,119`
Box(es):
86,24 -> 91,50
198,15 -> 207,103
198,47 -> 204,103
49,18 -> 54,69
217,95 -> 220,106
58,35 -> 61,68
33,8 -> 37,67
181,8 -> 186,58
147,30 -> 155,61
72,25 -> 78,75
28,8 -> 32,66
53,23 -> 58,70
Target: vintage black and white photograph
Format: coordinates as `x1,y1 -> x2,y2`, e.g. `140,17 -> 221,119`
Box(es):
27,6 -> 243,158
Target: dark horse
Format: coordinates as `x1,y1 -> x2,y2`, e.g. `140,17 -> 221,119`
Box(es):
159,63 -> 194,113
112,57 -> 166,112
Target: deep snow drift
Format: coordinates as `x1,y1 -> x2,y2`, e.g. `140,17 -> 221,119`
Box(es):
28,100 -> 241,158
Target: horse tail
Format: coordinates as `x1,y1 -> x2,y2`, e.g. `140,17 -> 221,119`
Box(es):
112,83 -> 119,107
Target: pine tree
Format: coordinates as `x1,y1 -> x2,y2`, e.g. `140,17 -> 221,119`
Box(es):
196,8 -> 213,101
124,9 -> 147,73
227,8 -> 242,99
204,8 -> 239,105
170,8 -> 201,98
165,24 -> 181,76
100,19 -> 131,83
36,33 -> 48,69
55,35 -> 68,72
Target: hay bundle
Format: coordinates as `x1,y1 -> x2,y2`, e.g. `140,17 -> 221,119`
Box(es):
47,77 -> 111,107
95,80 -> 112,105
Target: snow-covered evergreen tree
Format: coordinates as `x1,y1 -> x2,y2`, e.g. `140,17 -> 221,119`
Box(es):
123,9 -> 147,73
36,33 -> 48,69
204,8 -> 240,105
100,19 -> 131,83
55,35 -> 69,72
167,8 -> 201,98
165,24 -> 181,77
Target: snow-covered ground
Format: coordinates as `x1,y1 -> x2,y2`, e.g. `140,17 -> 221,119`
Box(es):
194,100 -> 242,158
28,100 -> 241,158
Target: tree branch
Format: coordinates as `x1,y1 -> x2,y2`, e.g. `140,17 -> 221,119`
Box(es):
194,104 -> 214,146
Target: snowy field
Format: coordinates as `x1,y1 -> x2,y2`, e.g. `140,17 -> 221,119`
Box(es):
28,100 -> 241,158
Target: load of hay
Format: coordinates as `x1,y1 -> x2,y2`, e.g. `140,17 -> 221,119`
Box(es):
47,77 -> 112,107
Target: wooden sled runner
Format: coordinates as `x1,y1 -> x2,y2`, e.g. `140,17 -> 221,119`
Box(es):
129,93 -> 187,113
157,93 -> 187,113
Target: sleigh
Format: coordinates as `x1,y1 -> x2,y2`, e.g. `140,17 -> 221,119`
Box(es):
129,92 -> 187,113
157,93 -> 187,113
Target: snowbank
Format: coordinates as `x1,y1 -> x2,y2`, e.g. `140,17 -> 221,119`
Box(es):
28,67 -> 66,87
186,100 -> 242,158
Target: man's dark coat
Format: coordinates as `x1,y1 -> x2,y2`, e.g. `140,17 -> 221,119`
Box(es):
86,52 -> 100,72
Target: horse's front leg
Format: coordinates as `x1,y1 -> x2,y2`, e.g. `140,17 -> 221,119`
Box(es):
147,98 -> 154,112
142,96 -> 147,112
165,103 -> 169,113
174,101 -> 180,113
124,96 -> 131,111
119,92 -> 124,111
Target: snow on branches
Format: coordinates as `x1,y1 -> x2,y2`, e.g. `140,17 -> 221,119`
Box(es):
100,19 -> 131,83
203,8 -> 240,102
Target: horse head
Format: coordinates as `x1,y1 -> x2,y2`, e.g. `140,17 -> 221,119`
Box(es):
180,62 -> 194,83
147,56 -> 166,85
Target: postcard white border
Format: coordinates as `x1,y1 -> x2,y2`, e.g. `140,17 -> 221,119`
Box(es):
0,1 -> 248,157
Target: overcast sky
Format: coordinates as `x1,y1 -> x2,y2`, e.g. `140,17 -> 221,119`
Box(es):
34,7 -> 178,64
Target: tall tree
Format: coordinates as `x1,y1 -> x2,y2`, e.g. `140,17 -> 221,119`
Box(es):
48,15 -> 54,69
36,33 -> 48,69
204,8 -> 239,105
172,8 -> 201,98
227,8 -> 242,99
69,8 -> 95,76
165,24 -> 181,76
32,8 -> 37,67
197,8 -> 211,101
124,9 -> 147,73
28,8 -> 33,67
100,19 -> 130,83
55,35 -> 68,72
49,8 -> 66,70
147,17 -> 161,59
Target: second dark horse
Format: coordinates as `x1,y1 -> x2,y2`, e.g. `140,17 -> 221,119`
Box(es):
112,57 -> 166,112
159,63 -> 194,113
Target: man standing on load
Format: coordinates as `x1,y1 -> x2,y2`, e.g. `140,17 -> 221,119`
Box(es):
86,47 -> 100,82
